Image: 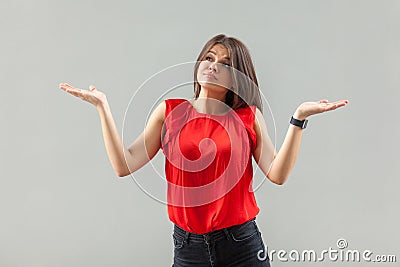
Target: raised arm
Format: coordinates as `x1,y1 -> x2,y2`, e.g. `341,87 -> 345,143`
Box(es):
253,108 -> 277,183
253,99 -> 349,185
59,83 -> 165,177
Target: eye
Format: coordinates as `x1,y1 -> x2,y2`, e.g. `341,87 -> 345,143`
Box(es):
205,56 -> 213,61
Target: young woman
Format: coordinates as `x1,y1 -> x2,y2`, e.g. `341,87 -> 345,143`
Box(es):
60,34 -> 348,266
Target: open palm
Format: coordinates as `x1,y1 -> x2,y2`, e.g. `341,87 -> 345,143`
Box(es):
59,83 -> 107,107
295,99 -> 349,120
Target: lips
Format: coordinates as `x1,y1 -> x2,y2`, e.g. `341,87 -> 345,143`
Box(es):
203,72 -> 217,79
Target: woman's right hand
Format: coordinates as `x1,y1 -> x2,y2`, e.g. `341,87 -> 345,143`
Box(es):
59,83 -> 107,108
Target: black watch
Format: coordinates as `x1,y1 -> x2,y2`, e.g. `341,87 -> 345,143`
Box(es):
290,116 -> 308,129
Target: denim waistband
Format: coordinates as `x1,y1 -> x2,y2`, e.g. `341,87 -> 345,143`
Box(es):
173,217 -> 257,243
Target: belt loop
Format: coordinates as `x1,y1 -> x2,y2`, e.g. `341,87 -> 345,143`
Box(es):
223,228 -> 230,240
252,218 -> 260,234
184,231 -> 190,244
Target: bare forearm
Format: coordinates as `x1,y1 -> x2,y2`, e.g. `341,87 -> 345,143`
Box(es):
96,102 -> 132,177
267,122 -> 303,185
265,99 -> 349,185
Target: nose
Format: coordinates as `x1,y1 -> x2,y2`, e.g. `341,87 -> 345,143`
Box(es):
208,61 -> 218,72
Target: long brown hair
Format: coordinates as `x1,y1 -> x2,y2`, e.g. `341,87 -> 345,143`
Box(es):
193,34 -> 263,113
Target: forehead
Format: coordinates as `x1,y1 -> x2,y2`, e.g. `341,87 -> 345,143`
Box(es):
209,44 -> 229,57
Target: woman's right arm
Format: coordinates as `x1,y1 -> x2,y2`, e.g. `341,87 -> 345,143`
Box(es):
97,101 -> 165,177
60,83 -> 166,177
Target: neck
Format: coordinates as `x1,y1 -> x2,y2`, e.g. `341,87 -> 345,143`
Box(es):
193,89 -> 228,115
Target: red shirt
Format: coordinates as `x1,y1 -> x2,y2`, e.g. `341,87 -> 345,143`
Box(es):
161,98 -> 260,234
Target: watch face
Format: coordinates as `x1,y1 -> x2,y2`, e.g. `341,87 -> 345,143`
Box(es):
302,120 -> 308,129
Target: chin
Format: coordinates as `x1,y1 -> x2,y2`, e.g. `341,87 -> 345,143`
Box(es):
199,82 -> 229,94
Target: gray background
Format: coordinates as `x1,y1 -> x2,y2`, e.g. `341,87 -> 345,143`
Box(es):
1,0 -> 399,266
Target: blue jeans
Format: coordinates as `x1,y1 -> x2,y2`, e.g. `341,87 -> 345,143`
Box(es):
172,218 -> 271,266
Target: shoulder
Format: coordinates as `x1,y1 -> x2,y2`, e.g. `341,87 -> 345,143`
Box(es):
164,98 -> 187,104
253,106 -> 263,122
254,107 -> 264,132
235,105 -> 258,121
151,100 -> 167,123
162,98 -> 189,119
234,105 -> 259,152
253,107 -> 267,138
164,98 -> 188,109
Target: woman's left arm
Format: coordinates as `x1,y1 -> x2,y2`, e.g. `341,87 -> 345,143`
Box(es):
253,99 -> 349,185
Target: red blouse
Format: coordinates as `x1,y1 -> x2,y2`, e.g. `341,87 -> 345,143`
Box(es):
161,98 -> 260,234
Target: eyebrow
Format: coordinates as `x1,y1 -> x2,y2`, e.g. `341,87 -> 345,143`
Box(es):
208,50 -> 230,60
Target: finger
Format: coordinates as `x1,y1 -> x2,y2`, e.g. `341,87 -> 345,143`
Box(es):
66,87 -> 85,96
319,99 -> 329,103
60,83 -> 75,91
62,83 -> 74,89
67,89 -> 82,97
335,102 -> 347,108
332,100 -> 349,107
89,85 -> 96,91
325,102 -> 346,111
333,100 -> 349,104
70,89 -> 87,100
319,102 -> 337,111
64,87 -> 77,93
323,103 -> 336,110
59,83 -> 69,90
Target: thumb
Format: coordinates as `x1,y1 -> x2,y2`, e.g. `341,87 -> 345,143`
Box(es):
89,85 -> 96,91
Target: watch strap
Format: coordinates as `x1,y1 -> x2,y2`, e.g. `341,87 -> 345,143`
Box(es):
290,116 -> 308,129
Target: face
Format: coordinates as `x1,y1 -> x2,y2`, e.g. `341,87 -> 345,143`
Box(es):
196,44 -> 233,95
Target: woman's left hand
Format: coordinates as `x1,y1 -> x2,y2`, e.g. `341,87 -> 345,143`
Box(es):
294,99 -> 349,120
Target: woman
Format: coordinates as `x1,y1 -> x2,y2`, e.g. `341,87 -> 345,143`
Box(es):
60,34 -> 348,266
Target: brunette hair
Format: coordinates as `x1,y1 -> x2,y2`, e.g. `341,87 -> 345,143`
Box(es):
193,34 -> 263,113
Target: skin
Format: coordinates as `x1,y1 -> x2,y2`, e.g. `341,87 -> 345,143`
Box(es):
192,44 -> 233,115
59,44 -> 349,184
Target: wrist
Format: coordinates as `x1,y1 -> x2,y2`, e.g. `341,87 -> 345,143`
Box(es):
290,114 -> 308,129
96,100 -> 110,112
293,110 -> 307,121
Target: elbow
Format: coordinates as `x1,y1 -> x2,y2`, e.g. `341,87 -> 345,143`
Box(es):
273,179 -> 286,186
115,160 -> 137,177
267,173 -> 288,186
116,168 -> 134,178
117,172 -> 128,178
